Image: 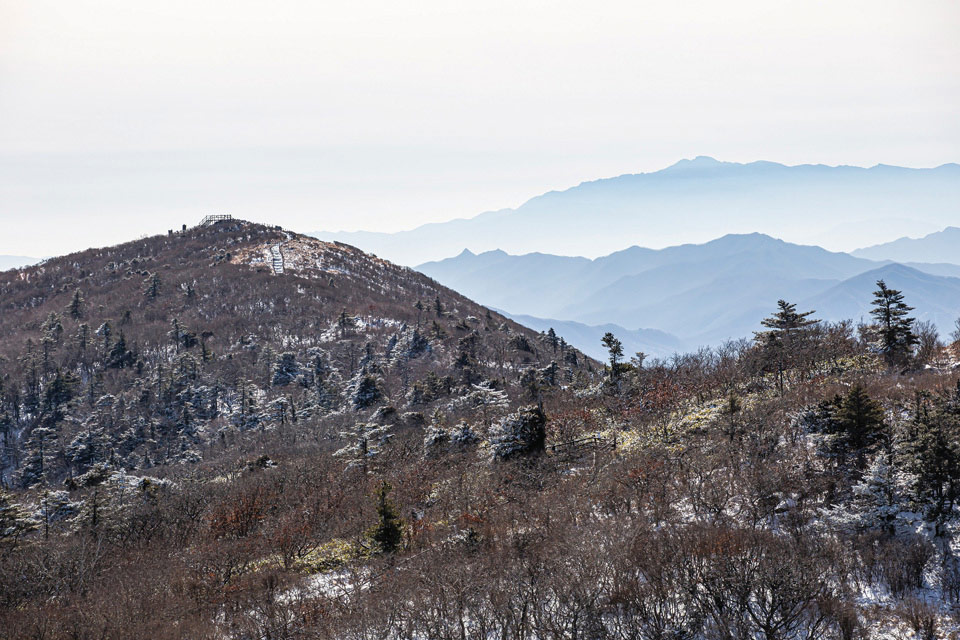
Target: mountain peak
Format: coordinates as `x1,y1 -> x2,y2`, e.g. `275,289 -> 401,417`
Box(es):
852,225 -> 960,265
661,156 -> 724,172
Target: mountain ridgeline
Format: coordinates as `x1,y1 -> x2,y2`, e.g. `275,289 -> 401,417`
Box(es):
0,220 -> 592,488
418,233 -> 960,359
315,157 -> 960,265
853,226 -> 960,264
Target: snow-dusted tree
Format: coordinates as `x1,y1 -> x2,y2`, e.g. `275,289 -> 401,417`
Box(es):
337,309 -> 356,338
106,331 -> 134,369
900,387 -> 960,518
0,490 -> 37,549
16,426 -> 56,487
38,490 -> 77,538
491,405 -> 547,460
422,420 -> 449,453
470,380 -> 509,430
350,375 -> 382,410
825,455 -> 912,533
450,421 -> 480,447
143,271 -> 162,300
95,321 -> 112,355
336,421 -> 392,471
272,352 -> 299,386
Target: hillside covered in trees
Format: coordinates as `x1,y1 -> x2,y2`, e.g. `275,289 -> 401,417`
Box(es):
2,220 -> 960,639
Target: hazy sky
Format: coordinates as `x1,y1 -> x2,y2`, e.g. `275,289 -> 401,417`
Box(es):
1,0 -> 958,257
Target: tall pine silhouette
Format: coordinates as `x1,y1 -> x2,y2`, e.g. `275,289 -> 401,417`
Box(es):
755,299 -> 819,393
870,280 -> 918,368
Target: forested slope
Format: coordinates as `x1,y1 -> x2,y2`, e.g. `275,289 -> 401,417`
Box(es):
1,221 -> 960,639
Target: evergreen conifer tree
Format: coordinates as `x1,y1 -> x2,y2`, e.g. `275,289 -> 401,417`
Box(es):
0,490 -> 37,548
870,279 -> 918,367
545,328 -> 559,353
754,300 -> 818,393
370,481 -> 404,553
66,289 -> 84,320
601,332 -> 624,380
900,383 -> 960,517
143,272 -> 162,300
825,385 -> 886,472
107,332 -> 134,369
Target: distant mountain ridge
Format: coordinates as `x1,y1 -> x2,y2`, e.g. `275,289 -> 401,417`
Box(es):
0,255 -> 39,271
498,312 -> 686,361
314,157 -> 960,265
853,227 -> 960,265
418,233 -> 960,356
802,263 -> 960,332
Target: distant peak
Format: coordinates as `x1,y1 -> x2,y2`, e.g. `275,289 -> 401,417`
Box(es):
663,156 -> 723,171
711,232 -> 782,245
457,248 -> 475,257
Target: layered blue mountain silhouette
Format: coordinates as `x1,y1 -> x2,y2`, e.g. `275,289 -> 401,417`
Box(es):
418,234 -> 960,359
315,157 -> 960,265
853,227 -> 960,265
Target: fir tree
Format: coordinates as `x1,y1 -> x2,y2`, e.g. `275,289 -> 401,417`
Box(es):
96,321 -> 112,355
169,318 -> 183,353
825,385 -> 886,472
272,352 -> 299,386
545,328 -> 559,353
40,312 -> 64,371
143,272 -> 162,300
370,481 -> 404,553
18,426 -> 57,487
870,279 -> 918,367
901,384 -> 960,518
42,369 -> 77,412
0,490 -> 37,549
754,300 -> 819,393
601,332 -> 624,380
337,309 -> 355,338
491,405 -> 547,459
41,312 -> 64,345
107,331 -> 134,369
66,288 -> 84,320
19,340 -> 40,412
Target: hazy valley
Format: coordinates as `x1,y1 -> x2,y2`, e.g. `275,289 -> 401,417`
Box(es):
418,231 -> 960,360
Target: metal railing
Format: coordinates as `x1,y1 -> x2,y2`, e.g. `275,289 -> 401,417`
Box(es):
199,214 -> 233,226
